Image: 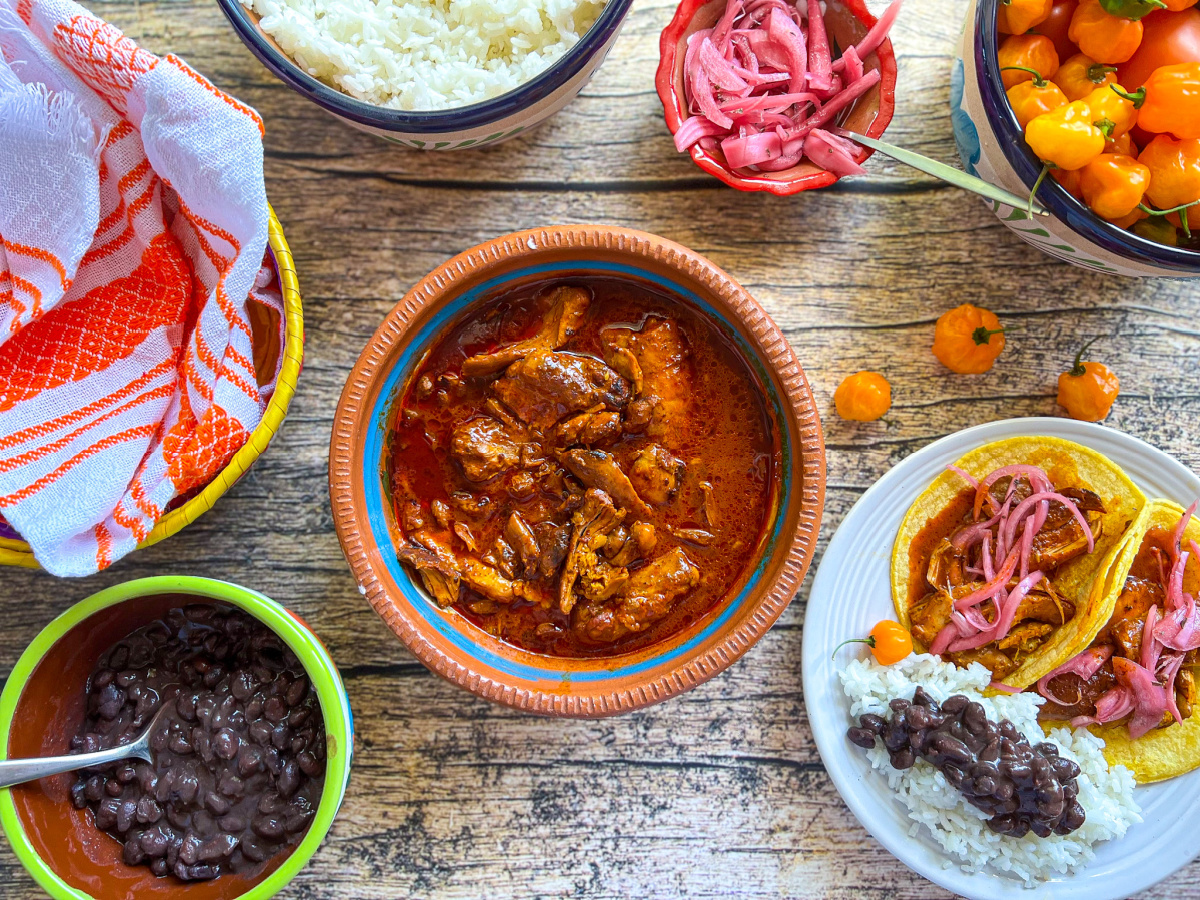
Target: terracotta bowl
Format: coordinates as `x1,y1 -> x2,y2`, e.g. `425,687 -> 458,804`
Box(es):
656,0 -> 899,194
329,225 -> 826,716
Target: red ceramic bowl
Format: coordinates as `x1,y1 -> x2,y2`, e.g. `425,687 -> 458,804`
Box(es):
657,0 -> 899,194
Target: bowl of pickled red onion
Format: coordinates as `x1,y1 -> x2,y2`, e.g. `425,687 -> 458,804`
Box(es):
657,0 -> 900,194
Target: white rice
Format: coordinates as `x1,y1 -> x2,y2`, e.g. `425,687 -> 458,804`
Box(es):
839,653 -> 1141,886
240,0 -> 608,110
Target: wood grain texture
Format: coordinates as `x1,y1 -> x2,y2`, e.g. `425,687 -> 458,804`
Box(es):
2,0 -> 1198,896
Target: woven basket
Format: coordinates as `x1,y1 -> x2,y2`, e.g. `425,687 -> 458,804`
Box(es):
0,205 -> 304,570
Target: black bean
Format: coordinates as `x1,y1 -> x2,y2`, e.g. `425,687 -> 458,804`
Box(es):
95,797 -> 121,830
219,814 -> 247,833
237,745 -> 264,776
941,695 -> 969,714
214,728 -> 240,760
218,772 -> 245,798
84,775 -> 105,802
104,779 -> 123,798
858,713 -> 886,734
263,697 -> 286,724
1052,758 -> 1081,782
889,698 -> 911,712
197,833 -> 239,862
124,837 -> 147,865
847,727 -> 877,749
285,677 -> 309,707
70,783 -> 87,809
136,798 -> 162,825
241,838 -> 267,862
963,702 -> 988,736
278,761 -> 301,799
168,734 -> 193,756
271,724 -> 291,751
252,814 -> 285,841
932,735 -> 973,765
297,751 -> 322,778
140,825 -> 171,857
204,792 -> 231,816
889,748 -> 916,770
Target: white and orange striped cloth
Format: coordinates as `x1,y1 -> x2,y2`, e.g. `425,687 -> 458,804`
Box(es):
0,0 -> 281,575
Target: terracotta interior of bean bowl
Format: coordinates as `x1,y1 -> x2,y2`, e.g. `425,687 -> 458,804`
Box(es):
3,593 -> 327,900
659,0 -> 898,193
330,228 -> 826,715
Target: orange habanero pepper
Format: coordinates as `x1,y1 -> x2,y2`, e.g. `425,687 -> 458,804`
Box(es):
1117,63 -> 1200,140
1069,0 -> 1145,63
1052,165 -> 1086,197
1080,153 -> 1152,218
1000,0 -> 1055,34
1139,134 -> 1200,228
1007,73 -> 1069,128
1105,130 -> 1138,155
1057,340 -> 1120,422
1083,83 -> 1140,138
1000,34 -> 1062,88
1162,0 -> 1198,10
1056,53 -> 1119,101
834,372 -> 892,421
1026,101 -> 1108,169
932,305 -> 1006,374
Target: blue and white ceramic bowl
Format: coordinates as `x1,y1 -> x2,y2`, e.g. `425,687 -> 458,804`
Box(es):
328,226 -> 826,717
216,0 -> 634,149
953,0 -> 1200,278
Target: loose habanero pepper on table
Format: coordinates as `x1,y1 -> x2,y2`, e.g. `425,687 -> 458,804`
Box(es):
932,305 -> 1006,374
999,34 -> 1061,88
1057,339 -> 1120,422
1115,63 -> 1200,140
1056,53 -> 1118,100
1139,134 -> 1200,227
1000,0 -> 1055,34
1080,152 -> 1151,217
1006,70 -> 1069,128
834,372 -> 892,422
1026,101 -> 1108,169
1070,0 -> 1145,63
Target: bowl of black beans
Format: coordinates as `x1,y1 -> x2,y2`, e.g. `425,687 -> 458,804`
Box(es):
0,576 -> 353,900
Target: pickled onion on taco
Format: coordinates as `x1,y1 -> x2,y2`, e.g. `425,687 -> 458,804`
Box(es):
892,436 -> 1145,691
1037,500 -> 1200,783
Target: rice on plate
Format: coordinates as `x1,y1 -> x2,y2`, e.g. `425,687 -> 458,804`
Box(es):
840,653 -> 1141,887
238,0 -> 608,110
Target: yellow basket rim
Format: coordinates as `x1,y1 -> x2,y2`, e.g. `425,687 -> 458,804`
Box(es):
0,204 -> 304,570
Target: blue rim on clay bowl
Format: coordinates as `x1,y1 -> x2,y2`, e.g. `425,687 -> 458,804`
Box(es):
0,576 -> 353,900
951,0 -> 1200,278
329,225 -> 826,717
215,0 -> 635,149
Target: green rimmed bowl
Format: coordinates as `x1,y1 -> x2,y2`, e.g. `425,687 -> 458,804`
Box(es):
0,576 -> 352,900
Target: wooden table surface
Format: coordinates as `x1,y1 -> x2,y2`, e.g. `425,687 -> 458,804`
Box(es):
4,0 -> 1200,897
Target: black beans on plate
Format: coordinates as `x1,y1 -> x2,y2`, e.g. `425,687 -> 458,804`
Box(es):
848,687 -> 1085,839
69,604 -> 326,882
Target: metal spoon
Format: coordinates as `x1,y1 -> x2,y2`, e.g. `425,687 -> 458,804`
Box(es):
0,705 -> 170,790
838,128 -> 1050,217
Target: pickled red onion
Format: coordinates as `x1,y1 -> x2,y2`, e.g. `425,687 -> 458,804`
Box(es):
674,0 -> 901,177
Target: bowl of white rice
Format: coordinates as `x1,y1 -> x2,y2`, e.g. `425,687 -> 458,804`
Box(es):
217,0 -> 634,149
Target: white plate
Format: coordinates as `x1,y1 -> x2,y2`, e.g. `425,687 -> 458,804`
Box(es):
803,417 -> 1200,900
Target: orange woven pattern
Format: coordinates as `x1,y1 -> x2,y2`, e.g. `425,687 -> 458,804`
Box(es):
0,0 -> 277,576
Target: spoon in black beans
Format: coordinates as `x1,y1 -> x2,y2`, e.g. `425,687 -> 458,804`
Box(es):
0,704 -> 172,789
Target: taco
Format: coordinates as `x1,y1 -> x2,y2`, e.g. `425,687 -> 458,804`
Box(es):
1036,500 -> 1200,782
892,436 -> 1145,691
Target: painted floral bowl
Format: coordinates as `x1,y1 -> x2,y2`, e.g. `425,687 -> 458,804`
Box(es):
0,576 -> 353,900
952,0 -> 1200,277
329,225 -> 826,716
656,0 -> 898,194
216,0 -> 634,150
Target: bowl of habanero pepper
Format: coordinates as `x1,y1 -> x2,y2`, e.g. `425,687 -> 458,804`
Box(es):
657,0 -> 900,194
952,0 -> 1200,276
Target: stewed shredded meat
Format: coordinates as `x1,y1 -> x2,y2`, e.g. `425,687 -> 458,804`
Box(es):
387,279 -> 778,657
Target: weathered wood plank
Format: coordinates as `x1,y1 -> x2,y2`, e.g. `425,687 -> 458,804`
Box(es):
1,0 -> 1198,896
